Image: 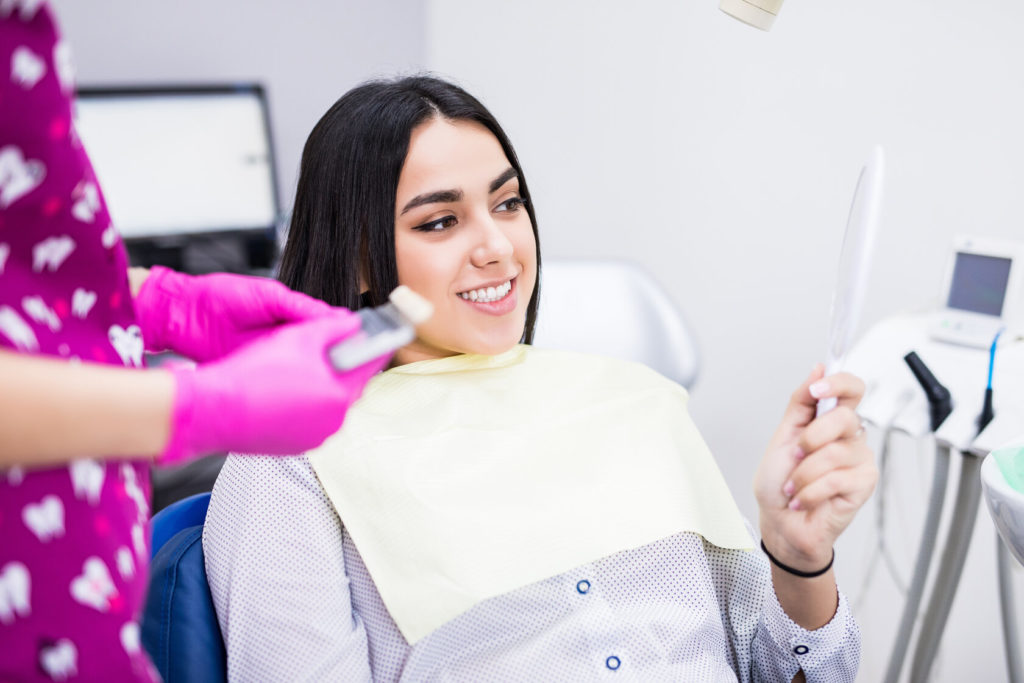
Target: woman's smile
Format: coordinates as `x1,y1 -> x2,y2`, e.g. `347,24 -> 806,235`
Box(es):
456,275 -> 519,314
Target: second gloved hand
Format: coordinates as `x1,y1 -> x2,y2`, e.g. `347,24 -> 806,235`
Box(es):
134,266 -> 334,362
158,312 -> 388,463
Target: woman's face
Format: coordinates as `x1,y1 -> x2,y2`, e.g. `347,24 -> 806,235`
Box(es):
392,117 -> 537,365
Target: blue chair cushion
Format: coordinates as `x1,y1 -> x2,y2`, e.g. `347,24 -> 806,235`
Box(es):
150,492 -> 213,558
141,524 -> 227,683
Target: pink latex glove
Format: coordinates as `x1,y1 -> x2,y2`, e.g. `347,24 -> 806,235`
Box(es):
135,266 -> 334,362
157,313 -> 389,463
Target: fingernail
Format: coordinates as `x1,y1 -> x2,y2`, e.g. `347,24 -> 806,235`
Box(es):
783,480 -> 795,497
809,380 -> 830,399
793,446 -> 805,461
788,498 -> 802,511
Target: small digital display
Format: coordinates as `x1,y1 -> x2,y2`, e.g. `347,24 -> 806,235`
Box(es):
947,252 -> 1012,316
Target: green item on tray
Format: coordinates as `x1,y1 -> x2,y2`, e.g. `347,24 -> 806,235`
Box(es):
993,446 -> 1024,494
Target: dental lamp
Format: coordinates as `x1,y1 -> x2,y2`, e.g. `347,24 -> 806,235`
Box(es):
719,0 -> 784,31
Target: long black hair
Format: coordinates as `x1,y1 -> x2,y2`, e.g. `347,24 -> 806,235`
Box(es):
278,75 -> 541,343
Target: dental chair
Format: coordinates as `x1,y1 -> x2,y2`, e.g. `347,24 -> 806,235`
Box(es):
141,492 -> 225,683
139,258 -> 700,678
533,258 -> 699,389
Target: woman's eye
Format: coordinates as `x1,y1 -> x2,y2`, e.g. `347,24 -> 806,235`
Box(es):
412,215 -> 457,232
495,197 -> 525,213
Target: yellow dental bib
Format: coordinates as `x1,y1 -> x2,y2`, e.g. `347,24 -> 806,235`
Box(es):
308,345 -> 752,644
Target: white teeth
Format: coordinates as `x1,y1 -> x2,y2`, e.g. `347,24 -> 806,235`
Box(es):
458,280 -> 511,303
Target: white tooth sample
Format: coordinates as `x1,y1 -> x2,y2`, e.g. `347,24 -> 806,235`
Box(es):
117,547 -> 135,580
101,224 -> 117,249
22,495 -> 65,542
132,524 -> 146,558
71,288 -> 97,319
108,324 -> 143,367
31,234 -> 74,273
0,562 -> 31,624
121,621 -> 141,655
7,466 -> 25,486
0,145 -> 46,209
0,306 -> 38,352
69,556 -> 117,612
39,639 -> 77,681
11,46 -> 46,89
53,40 -> 75,95
22,295 -> 61,333
69,458 -> 105,505
71,182 -> 100,223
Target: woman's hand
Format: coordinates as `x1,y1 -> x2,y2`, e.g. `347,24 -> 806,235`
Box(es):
754,364 -> 878,572
133,266 -> 335,362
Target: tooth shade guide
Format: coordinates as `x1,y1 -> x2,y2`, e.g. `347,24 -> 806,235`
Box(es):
388,285 -> 433,326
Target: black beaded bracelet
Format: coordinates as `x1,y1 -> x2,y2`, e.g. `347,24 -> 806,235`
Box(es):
760,540 -> 834,578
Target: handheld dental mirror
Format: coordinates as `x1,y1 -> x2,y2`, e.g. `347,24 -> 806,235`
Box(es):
818,145 -> 885,416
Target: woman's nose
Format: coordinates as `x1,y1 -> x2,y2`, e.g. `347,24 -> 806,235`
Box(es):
469,216 -> 514,267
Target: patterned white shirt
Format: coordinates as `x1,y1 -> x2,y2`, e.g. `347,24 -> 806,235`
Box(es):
203,455 -> 860,682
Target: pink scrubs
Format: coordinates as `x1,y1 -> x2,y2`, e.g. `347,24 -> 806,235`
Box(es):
1,4 -> 159,680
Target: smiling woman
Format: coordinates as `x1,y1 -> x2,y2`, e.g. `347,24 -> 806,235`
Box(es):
276,76 -> 542,361
392,118 -> 537,362
204,76 -> 873,683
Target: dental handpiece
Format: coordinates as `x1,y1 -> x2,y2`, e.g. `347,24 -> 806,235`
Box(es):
903,351 -> 953,431
328,286 -> 433,371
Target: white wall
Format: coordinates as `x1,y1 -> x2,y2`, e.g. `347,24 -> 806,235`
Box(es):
427,1 -> 1023,681
48,1 -> 1023,679
54,0 -> 427,213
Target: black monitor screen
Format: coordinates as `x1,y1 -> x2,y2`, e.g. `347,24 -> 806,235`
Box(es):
74,85 -> 278,241
946,251 -> 1012,316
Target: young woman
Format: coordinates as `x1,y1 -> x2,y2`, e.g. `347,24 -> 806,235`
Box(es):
204,76 -> 876,682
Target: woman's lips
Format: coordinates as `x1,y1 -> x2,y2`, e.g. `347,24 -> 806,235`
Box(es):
457,277 -> 518,315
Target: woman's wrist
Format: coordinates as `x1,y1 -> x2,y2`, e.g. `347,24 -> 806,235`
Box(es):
758,520 -> 834,574
761,539 -> 834,578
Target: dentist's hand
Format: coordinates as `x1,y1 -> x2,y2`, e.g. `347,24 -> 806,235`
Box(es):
754,365 -> 878,572
133,266 -> 334,362
158,313 -> 388,464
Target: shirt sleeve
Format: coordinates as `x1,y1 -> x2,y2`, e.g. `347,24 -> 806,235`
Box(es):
202,454 -> 373,682
702,521 -> 861,683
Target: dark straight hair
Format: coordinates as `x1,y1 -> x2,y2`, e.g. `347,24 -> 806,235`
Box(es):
278,75 -> 541,343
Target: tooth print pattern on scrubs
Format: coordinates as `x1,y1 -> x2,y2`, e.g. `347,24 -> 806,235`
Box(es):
0,4 -> 158,681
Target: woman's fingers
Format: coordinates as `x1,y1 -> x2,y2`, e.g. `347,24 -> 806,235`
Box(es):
807,371 -> 866,412
797,405 -> 863,455
778,364 -> 826,433
785,438 -> 868,501
787,461 -> 878,512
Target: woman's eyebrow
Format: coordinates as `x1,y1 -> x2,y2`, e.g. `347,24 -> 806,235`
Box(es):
489,167 -> 518,193
399,168 -> 518,216
400,189 -> 464,215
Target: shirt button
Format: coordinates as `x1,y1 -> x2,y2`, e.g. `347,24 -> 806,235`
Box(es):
606,655 -> 621,671
576,579 -> 591,594
793,645 -> 810,655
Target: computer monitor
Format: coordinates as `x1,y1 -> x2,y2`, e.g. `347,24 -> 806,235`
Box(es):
74,84 -> 280,270
931,236 -> 1024,348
